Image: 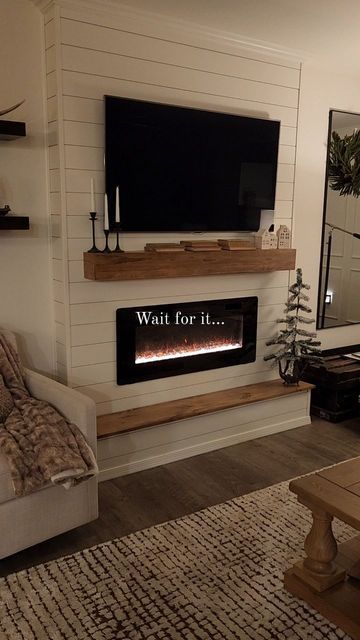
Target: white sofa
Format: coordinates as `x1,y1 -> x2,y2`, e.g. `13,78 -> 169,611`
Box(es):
0,331 -> 99,559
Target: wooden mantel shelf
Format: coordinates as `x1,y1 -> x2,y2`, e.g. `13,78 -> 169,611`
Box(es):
84,248 -> 296,281
97,379 -> 313,439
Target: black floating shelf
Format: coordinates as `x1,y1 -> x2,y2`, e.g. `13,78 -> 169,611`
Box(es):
0,120 -> 26,140
0,216 -> 30,230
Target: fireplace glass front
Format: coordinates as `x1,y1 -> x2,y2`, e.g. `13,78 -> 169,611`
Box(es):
116,297 -> 257,385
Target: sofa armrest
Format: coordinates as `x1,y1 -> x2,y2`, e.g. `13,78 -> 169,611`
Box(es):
24,368 -> 97,455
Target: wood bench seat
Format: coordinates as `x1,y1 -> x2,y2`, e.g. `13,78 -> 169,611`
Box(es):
97,379 -> 313,439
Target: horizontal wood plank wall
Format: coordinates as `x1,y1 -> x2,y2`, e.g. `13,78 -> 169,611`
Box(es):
45,7 -> 68,383
51,6 -> 300,415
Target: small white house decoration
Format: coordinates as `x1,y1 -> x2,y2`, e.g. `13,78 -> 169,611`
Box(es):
255,228 -> 278,249
277,225 -> 291,249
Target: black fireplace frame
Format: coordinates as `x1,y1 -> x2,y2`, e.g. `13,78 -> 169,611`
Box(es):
116,297 -> 258,385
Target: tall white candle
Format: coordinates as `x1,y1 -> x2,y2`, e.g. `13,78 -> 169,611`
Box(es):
104,193 -> 109,230
115,186 -> 120,224
90,178 -> 95,211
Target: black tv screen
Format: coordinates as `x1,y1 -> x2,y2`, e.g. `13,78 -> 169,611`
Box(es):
105,96 -> 280,232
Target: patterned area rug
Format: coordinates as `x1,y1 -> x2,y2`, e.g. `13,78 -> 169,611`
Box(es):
0,481 -> 355,640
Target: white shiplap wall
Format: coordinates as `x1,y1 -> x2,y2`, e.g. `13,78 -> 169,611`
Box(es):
45,4 -> 69,383
43,4 -> 301,422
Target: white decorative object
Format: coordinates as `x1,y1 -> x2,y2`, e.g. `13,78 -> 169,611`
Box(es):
90,178 -> 95,212
255,228 -> 278,249
104,193 -> 109,230
276,224 -> 291,249
0,99 -> 25,117
115,186 -> 120,223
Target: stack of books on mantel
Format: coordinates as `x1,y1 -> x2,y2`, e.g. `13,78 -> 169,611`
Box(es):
180,240 -> 221,251
217,239 -> 255,250
144,239 -> 257,252
145,243 -> 185,252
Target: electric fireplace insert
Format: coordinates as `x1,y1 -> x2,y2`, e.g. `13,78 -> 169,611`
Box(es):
116,297 -> 258,385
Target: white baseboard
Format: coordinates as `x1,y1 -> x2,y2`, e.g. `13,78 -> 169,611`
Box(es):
98,391 -> 311,481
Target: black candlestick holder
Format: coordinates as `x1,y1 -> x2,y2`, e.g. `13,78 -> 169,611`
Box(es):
102,229 -> 112,253
114,229 -> 124,252
87,211 -> 101,253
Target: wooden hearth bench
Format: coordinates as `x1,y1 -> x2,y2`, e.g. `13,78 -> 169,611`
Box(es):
285,457 -> 360,639
97,379 -> 312,438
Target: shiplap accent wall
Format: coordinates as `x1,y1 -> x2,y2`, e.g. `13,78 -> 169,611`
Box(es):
44,3 -> 69,383
43,3 -> 301,420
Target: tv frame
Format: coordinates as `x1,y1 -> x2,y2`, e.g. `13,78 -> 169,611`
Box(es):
104,95 -> 280,234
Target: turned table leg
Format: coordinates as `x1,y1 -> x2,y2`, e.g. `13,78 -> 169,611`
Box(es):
304,508 -> 339,575
293,503 -> 346,592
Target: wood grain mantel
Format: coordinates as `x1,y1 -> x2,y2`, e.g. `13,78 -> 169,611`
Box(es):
84,248 -> 296,281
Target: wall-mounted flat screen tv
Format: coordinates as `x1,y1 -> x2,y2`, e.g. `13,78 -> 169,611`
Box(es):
105,95 -> 280,232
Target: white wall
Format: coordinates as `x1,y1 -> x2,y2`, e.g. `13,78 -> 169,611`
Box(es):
0,0 -> 54,374
294,62 -> 360,349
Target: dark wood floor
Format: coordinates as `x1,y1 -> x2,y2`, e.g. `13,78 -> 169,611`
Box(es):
1,415 -> 359,577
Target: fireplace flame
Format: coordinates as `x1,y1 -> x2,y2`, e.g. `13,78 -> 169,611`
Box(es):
135,339 -> 242,364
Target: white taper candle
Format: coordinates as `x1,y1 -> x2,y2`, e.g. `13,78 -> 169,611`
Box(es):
90,178 -> 95,211
104,193 -> 109,230
115,186 -> 120,223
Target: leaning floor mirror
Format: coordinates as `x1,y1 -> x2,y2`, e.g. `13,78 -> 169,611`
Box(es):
317,109 -> 360,329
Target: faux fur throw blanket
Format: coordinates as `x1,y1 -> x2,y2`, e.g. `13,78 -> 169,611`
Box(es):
0,334 -> 98,497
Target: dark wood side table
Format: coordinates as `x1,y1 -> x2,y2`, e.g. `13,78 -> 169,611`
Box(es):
302,352 -> 360,422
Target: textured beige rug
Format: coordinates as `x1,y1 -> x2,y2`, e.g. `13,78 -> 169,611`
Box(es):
0,481 -> 354,640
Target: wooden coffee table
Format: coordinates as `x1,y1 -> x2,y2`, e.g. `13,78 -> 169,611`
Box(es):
284,457 -> 360,639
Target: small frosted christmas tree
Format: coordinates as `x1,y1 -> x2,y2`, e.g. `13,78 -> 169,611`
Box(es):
264,268 -> 323,384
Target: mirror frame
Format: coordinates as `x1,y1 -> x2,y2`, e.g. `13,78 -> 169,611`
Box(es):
316,109 -> 360,330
